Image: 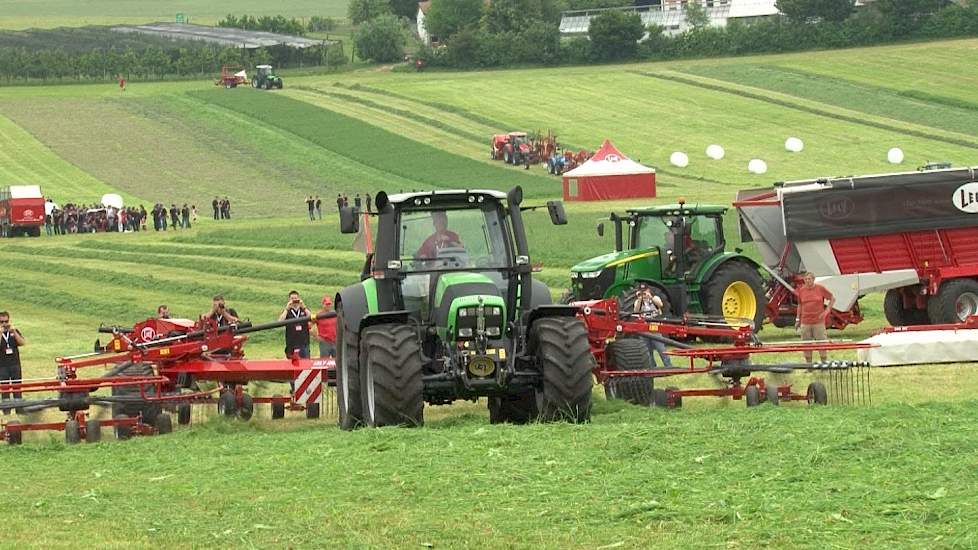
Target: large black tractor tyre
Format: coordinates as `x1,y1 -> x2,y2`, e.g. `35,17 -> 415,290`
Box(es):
927,278 -> 978,324
603,338 -> 654,406
701,262 -> 766,330
884,289 -> 929,327
488,392 -> 538,424
336,305 -> 363,431
275,79 -> 283,89
617,283 -> 672,318
529,317 -> 595,423
111,362 -> 162,422
359,324 -> 424,428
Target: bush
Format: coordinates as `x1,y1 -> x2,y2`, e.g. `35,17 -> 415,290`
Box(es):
354,14 -> 406,63
348,0 -> 394,25
308,16 -> 338,33
425,0 -> 485,41
588,10 -> 644,60
776,0 -> 855,23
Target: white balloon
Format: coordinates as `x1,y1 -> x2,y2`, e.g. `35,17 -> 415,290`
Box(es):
887,147 -> 904,164
748,159 -> 768,174
670,151 -> 689,168
785,137 -> 804,153
706,144 -> 725,160
101,193 -> 124,209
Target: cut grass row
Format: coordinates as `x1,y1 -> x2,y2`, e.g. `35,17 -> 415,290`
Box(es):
2,400 -> 977,547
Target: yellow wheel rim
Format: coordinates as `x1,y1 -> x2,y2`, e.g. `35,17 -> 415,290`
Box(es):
721,281 -> 756,325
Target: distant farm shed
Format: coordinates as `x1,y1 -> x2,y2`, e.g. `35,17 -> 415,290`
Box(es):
112,23 -> 333,49
562,140 -> 655,202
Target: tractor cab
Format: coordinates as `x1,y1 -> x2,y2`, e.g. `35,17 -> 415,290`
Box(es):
626,202 -> 727,280
335,187 -> 594,430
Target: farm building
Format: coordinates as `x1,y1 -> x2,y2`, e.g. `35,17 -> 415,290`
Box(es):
559,0 -> 775,37
417,1 -> 435,45
112,23 -> 331,49
562,140 -> 655,202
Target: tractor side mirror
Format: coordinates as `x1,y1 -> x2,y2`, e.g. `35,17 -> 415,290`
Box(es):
596,222 -> 605,237
547,200 -> 567,225
339,206 -> 360,234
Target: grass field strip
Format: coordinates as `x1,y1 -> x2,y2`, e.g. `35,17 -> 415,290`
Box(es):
680,64 -> 978,142
640,71 -> 978,150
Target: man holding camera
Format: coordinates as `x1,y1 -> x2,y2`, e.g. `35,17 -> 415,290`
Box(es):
0,311 -> 27,413
278,290 -> 312,359
201,295 -> 239,327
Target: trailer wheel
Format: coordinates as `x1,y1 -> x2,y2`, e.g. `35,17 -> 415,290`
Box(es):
701,262 -> 766,330
111,362 -> 161,421
604,338 -> 654,406
85,419 -> 102,443
359,324 -> 424,428
807,382 -> 828,406
155,413 -> 173,435
928,278 -> 978,324
6,419 -> 22,445
488,392 -> 538,424
177,403 -> 191,425
765,383 -> 780,406
529,317 -> 594,423
218,391 -> 237,417
884,289 -> 929,326
114,415 -> 132,440
744,385 -> 762,407
336,305 -> 363,431
305,402 -> 321,419
271,396 -> 286,420
237,394 -> 254,421
65,419 -> 82,444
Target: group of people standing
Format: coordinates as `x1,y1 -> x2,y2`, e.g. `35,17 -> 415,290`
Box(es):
336,193 -> 372,213
150,203 -> 196,231
212,197 -> 232,220
45,203 -> 147,235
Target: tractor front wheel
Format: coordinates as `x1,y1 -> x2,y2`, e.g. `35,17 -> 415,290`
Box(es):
701,262 -> 766,329
336,305 -> 363,430
604,338 -> 654,406
529,317 -> 594,423
359,324 -> 423,428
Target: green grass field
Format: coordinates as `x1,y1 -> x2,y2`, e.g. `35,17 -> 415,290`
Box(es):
3,38 -> 978,547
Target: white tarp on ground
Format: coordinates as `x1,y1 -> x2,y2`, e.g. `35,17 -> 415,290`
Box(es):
858,329 -> 978,366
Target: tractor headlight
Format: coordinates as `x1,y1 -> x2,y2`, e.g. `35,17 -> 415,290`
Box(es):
486,326 -> 501,337
578,270 -> 602,279
458,327 -> 473,337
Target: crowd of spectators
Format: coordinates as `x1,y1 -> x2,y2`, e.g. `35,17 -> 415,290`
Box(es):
44,201 -> 201,235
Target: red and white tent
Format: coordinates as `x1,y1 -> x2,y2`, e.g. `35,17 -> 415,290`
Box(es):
561,140 -> 655,201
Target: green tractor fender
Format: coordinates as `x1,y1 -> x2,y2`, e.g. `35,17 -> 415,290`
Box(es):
693,252 -> 762,286
336,279 -> 397,335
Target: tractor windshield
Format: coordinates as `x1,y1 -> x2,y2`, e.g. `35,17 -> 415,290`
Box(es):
634,216 -> 673,251
398,205 -> 510,273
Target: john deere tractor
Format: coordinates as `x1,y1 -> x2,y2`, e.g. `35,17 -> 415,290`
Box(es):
568,201 -> 766,328
251,64 -> 283,90
334,187 -> 594,430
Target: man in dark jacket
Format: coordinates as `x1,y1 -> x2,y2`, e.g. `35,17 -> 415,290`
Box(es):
212,197 -> 220,220
169,204 -> 180,230
0,311 -> 26,413
181,204 -> 191,229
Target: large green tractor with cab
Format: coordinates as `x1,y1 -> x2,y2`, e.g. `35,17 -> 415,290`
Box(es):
567,201 -> 766,328
252,64 -> 283,89
334,187 -> 594,430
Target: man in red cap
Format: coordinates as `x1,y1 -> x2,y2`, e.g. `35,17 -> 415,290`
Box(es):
315,295 -> 337,358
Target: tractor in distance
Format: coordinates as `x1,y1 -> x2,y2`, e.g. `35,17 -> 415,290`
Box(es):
567,200 -> 767,328
252,64 -> 283,89
334,187 -> 594,429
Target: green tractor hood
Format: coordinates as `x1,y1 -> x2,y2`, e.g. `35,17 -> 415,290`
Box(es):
571,249 -> 658,273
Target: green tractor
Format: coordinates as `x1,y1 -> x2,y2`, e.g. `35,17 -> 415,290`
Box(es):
334,187 -> 594,430
567,201 -> 766,328
251,64 -> 283,90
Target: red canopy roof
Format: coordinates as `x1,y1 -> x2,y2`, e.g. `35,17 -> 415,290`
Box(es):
563,140 -> 654,178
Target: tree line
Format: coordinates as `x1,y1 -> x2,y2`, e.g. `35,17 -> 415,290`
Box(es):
0,43 -> 345,83
351,0 -> 978,67
217,14 -> 341,35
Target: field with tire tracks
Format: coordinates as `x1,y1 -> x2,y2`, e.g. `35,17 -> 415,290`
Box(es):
2,38 -> 978,547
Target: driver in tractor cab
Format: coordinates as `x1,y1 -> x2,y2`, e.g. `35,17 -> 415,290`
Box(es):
416,210 -> 463,259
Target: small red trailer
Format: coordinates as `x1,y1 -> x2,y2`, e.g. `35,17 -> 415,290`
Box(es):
0,184 -> 44,237
215,65 -> 247,88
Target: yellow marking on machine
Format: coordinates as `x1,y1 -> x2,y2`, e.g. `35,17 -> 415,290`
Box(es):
607,251 -> 658,268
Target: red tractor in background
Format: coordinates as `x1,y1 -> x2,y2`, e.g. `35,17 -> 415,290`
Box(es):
489,130 -> 560,167
0,185 -> 44,237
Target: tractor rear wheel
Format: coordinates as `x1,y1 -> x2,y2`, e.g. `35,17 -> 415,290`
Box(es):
359,324 -> 423,428
111,362 -> 162,421
488,392 -> 538,424
336,305 -> 363,430
884,289 -> 929,327
604,338 -> 654,406
85,419 -> 102,443
529,317 -> 594,423
927,278 -> 978,324
701,262 -> 766,330
65,419 -> 82,444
